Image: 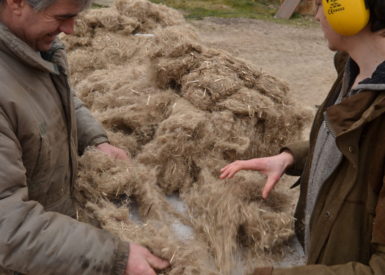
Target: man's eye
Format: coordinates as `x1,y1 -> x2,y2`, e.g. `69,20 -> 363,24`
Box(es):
56,15 -> 74,21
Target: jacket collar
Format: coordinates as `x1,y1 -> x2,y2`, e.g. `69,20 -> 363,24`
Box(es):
357,61 -> 385,88
326,58 -> 385,137
0,23 -> 61,75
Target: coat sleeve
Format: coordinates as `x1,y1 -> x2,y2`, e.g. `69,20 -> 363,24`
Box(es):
52,41 -> 108,153
251,246 -> 385,275
73,94 -> 109,154
280,140 -> 309,176
0,109 -> 128,275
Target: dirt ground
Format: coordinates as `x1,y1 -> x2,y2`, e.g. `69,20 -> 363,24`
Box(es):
191,17 -> 337,117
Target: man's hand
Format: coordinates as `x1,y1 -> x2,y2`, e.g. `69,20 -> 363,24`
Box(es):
220,151 -> 294,199
126,243 -> 170,275
96,143 -> 129,161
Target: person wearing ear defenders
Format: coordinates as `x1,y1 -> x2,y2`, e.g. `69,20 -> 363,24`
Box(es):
220,0 -> 385,274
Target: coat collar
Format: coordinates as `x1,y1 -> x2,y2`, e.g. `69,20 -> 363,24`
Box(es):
0,23 -> 65,75
325,58 -> 385,138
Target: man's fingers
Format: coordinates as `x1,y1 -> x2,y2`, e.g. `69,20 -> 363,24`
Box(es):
226,170 -> 236,178
96,143 -> 130,161
144,267 -> 157,275
220,168 -> 238,179
116,150 -> 129,160
219,169 -> 228,179
220,161 -> 246,179
219,166 -> 232,178
219,169 -> 231,179
220,166 -> 228,172
126,256 -> 156,275
262,175 -> 279,199
133,263 -> 156,275
146,252 -> 170,270
112,147 -> 130,160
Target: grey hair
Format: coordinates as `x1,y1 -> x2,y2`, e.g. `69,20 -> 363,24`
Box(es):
0,0 -> 92,11
30,0 -> 92,11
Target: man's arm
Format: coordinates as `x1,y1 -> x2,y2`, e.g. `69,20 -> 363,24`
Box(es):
0,109 -> 129,274
73,95 -> 129,160
73,95 -> 109,153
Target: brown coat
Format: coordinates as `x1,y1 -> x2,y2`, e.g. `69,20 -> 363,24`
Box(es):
254,53 -> 385,274
0,24 -> 128,274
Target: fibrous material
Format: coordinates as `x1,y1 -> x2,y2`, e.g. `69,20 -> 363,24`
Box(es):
63,0 -> 310,273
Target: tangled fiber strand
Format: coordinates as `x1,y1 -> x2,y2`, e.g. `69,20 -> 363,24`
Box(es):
182,169 -> 294,274
84,201 -> 218,275
76,150 -> 218,275
63,0 -> 311,273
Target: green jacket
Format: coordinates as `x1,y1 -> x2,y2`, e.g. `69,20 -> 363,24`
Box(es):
0,24 -> 128,274
254,53 -> 385,275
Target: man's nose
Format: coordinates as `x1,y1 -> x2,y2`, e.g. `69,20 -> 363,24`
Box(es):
59,18 -> 75,35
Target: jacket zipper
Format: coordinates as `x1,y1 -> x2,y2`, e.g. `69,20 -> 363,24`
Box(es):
323,112 -> 337,138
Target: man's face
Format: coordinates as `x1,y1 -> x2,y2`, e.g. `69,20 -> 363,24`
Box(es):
16,0 -> 82,51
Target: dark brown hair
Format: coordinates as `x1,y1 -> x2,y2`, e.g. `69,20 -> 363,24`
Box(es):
366,0 -> 385,32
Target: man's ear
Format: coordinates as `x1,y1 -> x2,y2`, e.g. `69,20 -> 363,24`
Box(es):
5,0 -> 27,16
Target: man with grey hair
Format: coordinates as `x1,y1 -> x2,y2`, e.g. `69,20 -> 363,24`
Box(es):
0,0 -> 169,273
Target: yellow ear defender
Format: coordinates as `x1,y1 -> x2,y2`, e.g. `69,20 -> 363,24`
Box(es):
322,0 -> 370,36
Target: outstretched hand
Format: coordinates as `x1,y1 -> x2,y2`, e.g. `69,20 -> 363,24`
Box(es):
96,142 -> 130,161
125,243 -> 170,275
220,151 -> 294,199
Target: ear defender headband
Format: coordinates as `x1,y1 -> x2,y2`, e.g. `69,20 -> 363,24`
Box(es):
322,0 -> 370,35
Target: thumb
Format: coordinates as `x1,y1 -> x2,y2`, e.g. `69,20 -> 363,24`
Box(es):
262,174 -> 280,199
146,252 -> 170,270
